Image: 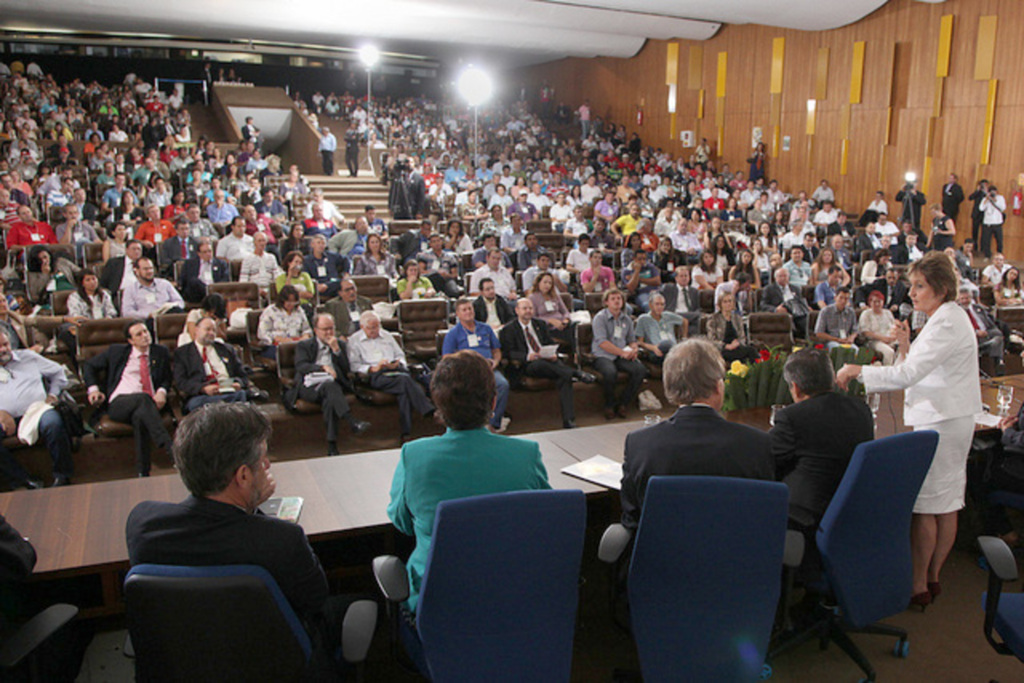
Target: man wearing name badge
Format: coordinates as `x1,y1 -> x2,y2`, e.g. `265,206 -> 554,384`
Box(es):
592,288 -> 648,420
290,314 -> 371,456
7,205 -> 57,247
417,233 -> 463,298
443,298 -> 511,433
179,238 -> 229,304
347,311 -> 434,443
619,338 -> 773,530
319,126 -> 337,176
215,215 -> 255,262
0,330 -> 74,489
134,204 -> 175,254
469,249 -> 517,299
324,277 -> 372,339
303,203 -> 339,241
474,278 -> 516,330
159,218 -> 196,277
500,298 -> 593,429
121,257 -> 185,319
173,317 -> 251,413
660,266 -> 701,330
814,286 -> 859,351
101,239 -> 145,293
304,235 -> 348,300
84,321 -> 174,477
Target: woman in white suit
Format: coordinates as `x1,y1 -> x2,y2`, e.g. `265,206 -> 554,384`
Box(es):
837,251 -> 981,609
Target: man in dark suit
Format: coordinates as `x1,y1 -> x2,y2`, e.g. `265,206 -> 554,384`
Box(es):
872,268 -> 910,319
100,239 -> 144,292
942,173 -> 965,225
770,349 -> 873,568
178,238 -> 229,303
959,286 -> 1005,374
659,266 -> 700,330
303,234 -> 348,299
852,222 -> 882,259
83,320 -> 174,477
620,338 -> 774,530
473,278 -> 515,330
392,219 -> 434,265
323,277 -> 373,338
159,218 -> 196,277
759,267 -> 809,338
173,317 -> 251,413
126,403 -> 362,674
289,314 -> 370,455
499,299 -> 593,430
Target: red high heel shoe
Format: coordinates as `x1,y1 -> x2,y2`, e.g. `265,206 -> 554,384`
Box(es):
928,581 -> 942,601
909,591 -> 931,611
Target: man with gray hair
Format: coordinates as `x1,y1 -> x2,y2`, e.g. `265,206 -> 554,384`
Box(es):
619,338 -> 773,529
126,402 -> 374,675
347,311 -> 433,443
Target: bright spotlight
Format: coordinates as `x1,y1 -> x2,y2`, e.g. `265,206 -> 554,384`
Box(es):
457,66 -> 493,107
359,45 -> 380,68
904,171 -> 917,183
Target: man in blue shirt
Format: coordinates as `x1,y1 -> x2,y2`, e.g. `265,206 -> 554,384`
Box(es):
621,250 -> 661,312
814,266 -> 843,310
442,299 -> 510,432
304,235 -> 348,299
0,330 -> 73,488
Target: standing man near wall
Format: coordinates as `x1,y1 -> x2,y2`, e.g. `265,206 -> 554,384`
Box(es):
980,185 -> 1007,259
318,126 -> 336,176
344,125 -> 360,178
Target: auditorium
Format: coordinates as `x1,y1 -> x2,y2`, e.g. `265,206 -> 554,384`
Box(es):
1,0 -> 1024,679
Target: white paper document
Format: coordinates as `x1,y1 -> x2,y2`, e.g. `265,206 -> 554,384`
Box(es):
976,412 -> 1002,428
539,344 -> 559,359
561,455 -> 623,490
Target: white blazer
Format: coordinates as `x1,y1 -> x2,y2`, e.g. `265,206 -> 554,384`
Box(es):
861,301 -> 981,426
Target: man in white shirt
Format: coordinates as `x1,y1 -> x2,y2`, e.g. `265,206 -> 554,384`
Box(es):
875,212 -> 900,238
347,311 -> 433,442
812,180 -> 835,206
240,232 -> 282,293
469,249 -> 517,299
980,186 -> 1008,258
981,253 -> 1011,287
215,216 -> 255,261
813,201 -> 839,230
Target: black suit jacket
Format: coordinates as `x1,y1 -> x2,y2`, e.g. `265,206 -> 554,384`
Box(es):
620,405 -> 773,529
659,283 -> 700,316
160,236 -> 196,275
293,337 -> 353,393
759,283 -> 805,313
0,514 -> 36,581
498,318 -> 562,386
942,182 -> 964,219
473,295 -> 514,327
173,341 -> 249,400
126,496 -> 329,623
393,230 -> 427,265
770,392 -> 874,530
99,255 -> 130,293
871,279 -> 909,311
853,233 -> 880,258
179,256 -> 230,303
82,343 -> 173,410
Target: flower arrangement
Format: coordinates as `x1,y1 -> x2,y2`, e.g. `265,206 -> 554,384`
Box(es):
721,344 -> 879,412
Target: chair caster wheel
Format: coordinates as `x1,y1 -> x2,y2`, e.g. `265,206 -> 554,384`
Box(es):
894,638 -> 909,658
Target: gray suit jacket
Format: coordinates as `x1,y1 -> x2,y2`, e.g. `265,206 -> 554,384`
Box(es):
323,295 -> 373,337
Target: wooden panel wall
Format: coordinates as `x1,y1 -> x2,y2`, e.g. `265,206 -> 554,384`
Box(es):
521,0 -> 1024,259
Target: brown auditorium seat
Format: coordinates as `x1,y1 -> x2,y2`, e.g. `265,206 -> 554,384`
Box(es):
527,219 -> 553,233
801,285 -> 816,308
807,310 -> 821,341
996,307 -> 1024,375
275,342 -> 320,414
398,299 -> 449,361
584,293 -> 604,317
748,312 -> 794,351
209,282 -> 262,346
349,275 -> 390,302
699,289 -> 715,314
84,242 -> 105,269
229,259 -> 243,282
389,220 -> 423,238
154,313 -> 189,352
51,289 -> 73,317
246,309 -> 276,372
980,285 -> 996,308
535,233 -> 565,258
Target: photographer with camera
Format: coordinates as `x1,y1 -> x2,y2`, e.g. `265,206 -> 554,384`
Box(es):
387,156 -> 427,220
895,178 -> 926,232
979,184 -> 1007,258
968,179 -> 990,245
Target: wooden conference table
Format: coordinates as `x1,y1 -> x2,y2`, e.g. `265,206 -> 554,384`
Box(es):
1,377 -> 1019,617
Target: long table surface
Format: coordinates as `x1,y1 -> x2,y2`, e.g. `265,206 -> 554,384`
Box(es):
3,377 -> 1020,579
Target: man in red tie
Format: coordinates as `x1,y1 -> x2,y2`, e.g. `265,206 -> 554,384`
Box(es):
172,317 -> 254,413
82,320 -> 174,476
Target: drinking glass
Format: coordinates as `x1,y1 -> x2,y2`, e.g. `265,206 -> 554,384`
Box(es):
997,385 -> 1014,417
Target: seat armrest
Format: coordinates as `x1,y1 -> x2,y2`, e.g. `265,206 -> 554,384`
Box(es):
372,555 -> 410,603
341,599 -> 379,664
979,536 -> 1018,582
598,523 -> 633,564
0,603 -> 79,669
783,529 -> 805,569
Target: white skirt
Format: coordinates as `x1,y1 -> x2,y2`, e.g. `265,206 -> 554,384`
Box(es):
912,415 -> 975,515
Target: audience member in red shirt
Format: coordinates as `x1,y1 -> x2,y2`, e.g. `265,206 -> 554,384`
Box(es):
6,205 -> 58,247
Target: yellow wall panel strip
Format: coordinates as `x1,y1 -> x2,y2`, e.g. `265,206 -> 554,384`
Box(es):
883,42 -> 897,107
840,104 -> 852,139
769,94 -> 781,127
688,46 -> 703,90
936,15 -> 954,78
716,52 -> 728,98
670,112 -> 677,140
884,106 -> 893,145
806,99 -> 817,136
975,16 -> 997,81
771,125 -> 781,158
770,37 -> 785,94
697,89 -> 705,119
666,42 -> 679,87
815,48 -> 830,101
923,156 -> 933,193
850,41 -> 865,104
715,96 -> 725,127
840,139 -> 850,175
717,127 -> 725,155
925,117 -> 937,157
933,77 -> 945,118
981,79 -> 998,164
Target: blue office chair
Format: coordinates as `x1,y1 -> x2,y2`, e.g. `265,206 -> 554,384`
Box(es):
769,430 -> 938,682
373,489 -> 586,682
124,564 -> 377,683
600,476 -> 789,682
979,535 -> 1024,662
